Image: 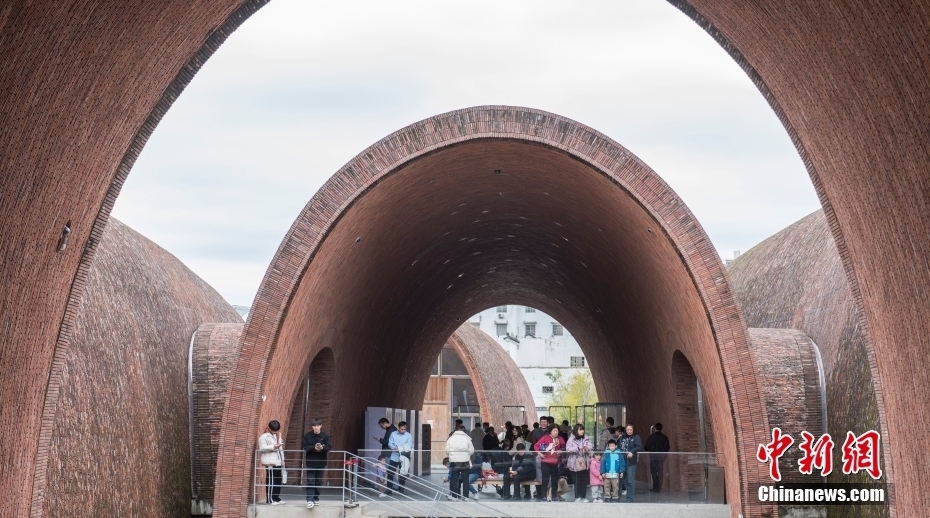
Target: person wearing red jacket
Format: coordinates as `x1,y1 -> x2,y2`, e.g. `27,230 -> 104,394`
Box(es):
534,426 -> 565,502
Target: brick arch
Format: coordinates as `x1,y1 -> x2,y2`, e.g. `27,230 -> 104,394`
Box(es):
671,351 -> 705,493
212,106 -> 768,517
445,323 -> 539,428
5,3 -> 930,518
283,347 -> 335,453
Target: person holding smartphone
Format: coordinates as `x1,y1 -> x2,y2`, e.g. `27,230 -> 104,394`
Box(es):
258,420 -> 285,505
302,418 -> 332,508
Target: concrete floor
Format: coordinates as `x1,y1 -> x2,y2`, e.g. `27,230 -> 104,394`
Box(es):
250,500 -> 731,518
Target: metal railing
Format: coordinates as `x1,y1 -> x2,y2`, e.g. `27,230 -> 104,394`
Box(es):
253,450 -> 514,517
360,448 -> 722,504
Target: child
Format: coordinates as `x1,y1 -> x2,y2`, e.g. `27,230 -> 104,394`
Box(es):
589,452 -> 604,503
600,439 -> 626,503
374,455 -> 388,491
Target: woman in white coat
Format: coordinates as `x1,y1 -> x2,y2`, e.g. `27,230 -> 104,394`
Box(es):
258,420 -> 285,505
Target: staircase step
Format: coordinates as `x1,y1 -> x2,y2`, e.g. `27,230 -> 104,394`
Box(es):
250,500 -> 730,518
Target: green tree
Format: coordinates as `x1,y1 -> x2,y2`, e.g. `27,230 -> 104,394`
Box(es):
544,370 -> 598,424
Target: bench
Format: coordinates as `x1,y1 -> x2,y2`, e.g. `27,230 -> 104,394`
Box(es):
483,478 -> 539,487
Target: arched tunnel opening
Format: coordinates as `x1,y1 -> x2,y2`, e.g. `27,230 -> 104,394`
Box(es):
215,107 -> 767,515
271,138 -> 722,446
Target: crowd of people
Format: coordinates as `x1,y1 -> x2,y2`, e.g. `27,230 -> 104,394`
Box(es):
256,414 -> 671,506
443,416 -> 671,503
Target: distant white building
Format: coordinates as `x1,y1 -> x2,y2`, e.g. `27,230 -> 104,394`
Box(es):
469,305 -> 590,412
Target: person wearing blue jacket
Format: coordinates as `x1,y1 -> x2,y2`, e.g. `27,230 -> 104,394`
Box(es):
387,421 -> 413,495
600,439 -> 626,502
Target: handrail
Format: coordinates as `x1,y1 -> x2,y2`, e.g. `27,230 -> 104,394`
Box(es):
253,450 -> 515,518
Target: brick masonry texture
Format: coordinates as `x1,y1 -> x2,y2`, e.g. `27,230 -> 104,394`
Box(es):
191,323 -> 244,509
446,323 -> 539,428
671,2 -> 930,515
191,322 -> 535,508
746,329 -> 824,484
730,212 -> 888,518
39,218 -> 241,517
2,2 -> 929,517
214,107 -> 768,518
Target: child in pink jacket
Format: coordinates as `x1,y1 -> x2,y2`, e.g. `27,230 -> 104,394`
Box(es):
589,452 -> 604,503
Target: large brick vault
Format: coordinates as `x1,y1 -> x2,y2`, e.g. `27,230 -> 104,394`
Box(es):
213,106 -> 768,516
3,2 -> 930,518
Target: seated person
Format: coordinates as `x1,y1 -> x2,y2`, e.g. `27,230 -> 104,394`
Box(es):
502,443 -> 535,500
442,457 -> 482,499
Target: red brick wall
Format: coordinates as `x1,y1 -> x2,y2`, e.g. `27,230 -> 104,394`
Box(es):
213,107 -> 769,518
0,2 -> 264,515
673,2 -> 930,515
42,219 -> 241,517
191,323 -> 244,508
730,212 -> 888,517
746,329 -> 825,485
446,323 -> 538,428
4,3 -> 930,517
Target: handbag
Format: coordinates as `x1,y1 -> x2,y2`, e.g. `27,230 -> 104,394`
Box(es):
279,450 -> 288,484
574,454 -> 588,471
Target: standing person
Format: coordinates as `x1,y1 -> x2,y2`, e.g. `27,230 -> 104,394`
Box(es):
521,424 -> 530,441
534,426 -> 565,502
449,418 -> 464,437
499,421 -> 513,442
589,452 -> 604,503
559,420 -> 571,443
600,439 -> 625,503
502,443 -> 535,500
598,417 -> 617,449
388,421 -> 413,495
302,418 -> 332,508
374,418 -> 397,497
530,417 -> 549,450
482,426 -> 500,452
645,422 -> 670,492
258,420 -> 285,506
469,422 -> 485,451
445,425 -> 475,500
619,424 -> 643,502
508,426 -> 527,451
565,424 -> 593,502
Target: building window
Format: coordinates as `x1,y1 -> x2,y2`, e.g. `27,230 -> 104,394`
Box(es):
525,307 -> 535,313
525,324 -> 536,337
570,356 -> 586,367
496,324 -> 507,336
496,305 -> 507,312
535,406 -> 548,412
552,324 -> 564,336
542,386 -> 554,394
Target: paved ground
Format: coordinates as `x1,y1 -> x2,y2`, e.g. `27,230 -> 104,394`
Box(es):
250,500 -> 731,518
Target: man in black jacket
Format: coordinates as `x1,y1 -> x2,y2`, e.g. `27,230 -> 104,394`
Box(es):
302,418 -> 332,508
530,417 -> 549,450
644,422 -> 670,492
619,424 -> 643,502
374,418 -> 398,496
502,444 -> 535,500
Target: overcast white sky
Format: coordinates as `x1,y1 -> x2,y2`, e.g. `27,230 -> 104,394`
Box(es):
112,0 -> 821,306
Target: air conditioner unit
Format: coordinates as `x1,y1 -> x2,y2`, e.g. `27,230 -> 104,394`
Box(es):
498,313 -> 506,319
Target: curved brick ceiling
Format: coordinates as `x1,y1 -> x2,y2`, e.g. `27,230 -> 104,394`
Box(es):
2,2 -> 929,517
214,106 -> 765,516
